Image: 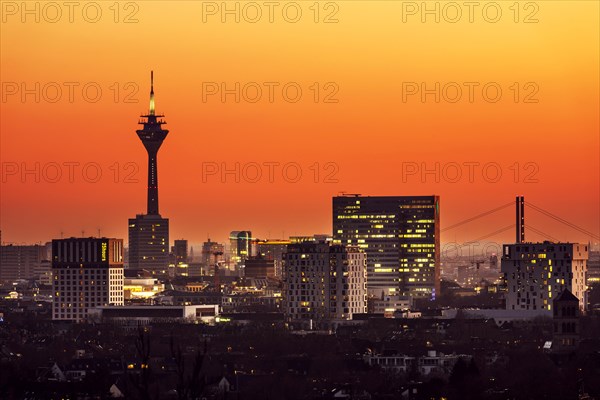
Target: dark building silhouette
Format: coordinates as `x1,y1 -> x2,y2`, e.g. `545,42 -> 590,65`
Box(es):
553,289 -> 580,354
333,195 -> 440,300
489,253 -> 498,269
173,239 -> 188,264
128,72 -> 170,273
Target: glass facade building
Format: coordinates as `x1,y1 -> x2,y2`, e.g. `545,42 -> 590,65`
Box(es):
333,195 -> 440,300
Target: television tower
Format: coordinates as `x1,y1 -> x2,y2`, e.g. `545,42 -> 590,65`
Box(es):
136,71 -> 169,215
128,72 -> 170,273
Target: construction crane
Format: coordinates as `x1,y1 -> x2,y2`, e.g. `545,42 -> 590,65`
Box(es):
471,259 -> 486,270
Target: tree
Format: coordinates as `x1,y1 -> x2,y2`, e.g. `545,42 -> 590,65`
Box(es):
171,333 -> 207,400
448,358 -> 482,400
127,327 -> 153,400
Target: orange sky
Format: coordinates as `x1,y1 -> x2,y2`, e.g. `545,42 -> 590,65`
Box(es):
1,1 -> 599,248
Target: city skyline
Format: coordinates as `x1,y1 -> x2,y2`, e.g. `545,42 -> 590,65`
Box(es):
1,2 -> 598,246
0,190 -> 597,248
1,2 -> 599,398
2,195 -> 600,247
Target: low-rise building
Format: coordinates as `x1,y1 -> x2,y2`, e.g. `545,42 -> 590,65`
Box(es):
552,289 -> 580,354
123,276 -> 164,300
370,295 -> 412,315
363,350 -> 470,376
87,304 -> 219,325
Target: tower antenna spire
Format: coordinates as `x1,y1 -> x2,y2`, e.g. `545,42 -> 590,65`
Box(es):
149,70 -> 155,116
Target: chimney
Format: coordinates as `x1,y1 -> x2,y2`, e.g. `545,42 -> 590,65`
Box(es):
516,196 -> 525,243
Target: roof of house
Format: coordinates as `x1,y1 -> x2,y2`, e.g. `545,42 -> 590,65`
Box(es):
554,289 -> 579,303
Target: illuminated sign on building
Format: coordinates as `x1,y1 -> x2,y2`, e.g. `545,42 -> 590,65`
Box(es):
101,242 -> 107,262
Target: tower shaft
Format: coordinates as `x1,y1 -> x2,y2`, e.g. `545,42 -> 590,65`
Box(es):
147,151 -> 159,215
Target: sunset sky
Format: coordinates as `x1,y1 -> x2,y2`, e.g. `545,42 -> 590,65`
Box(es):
1,1 -> 599,249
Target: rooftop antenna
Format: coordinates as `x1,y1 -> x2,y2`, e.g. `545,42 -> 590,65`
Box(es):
149,70 -> 155,116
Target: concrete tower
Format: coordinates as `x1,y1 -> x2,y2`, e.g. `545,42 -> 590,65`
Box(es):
137,71 -> 169,215
128,72 -> 170,274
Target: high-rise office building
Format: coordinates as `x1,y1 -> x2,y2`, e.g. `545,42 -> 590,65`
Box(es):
52,237 -> 124,322
128,72 -> 170,274
0,244 -> 47,282
229,231 -> 253,270
128,216 -> 169,272
333,195 -> 440,299
173,239 -> 188,264
283,241 -> 367,326
501,242 -> 588,313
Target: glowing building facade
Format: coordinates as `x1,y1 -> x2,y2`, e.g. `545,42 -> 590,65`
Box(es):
333,195 -> 440,300
501,242 -> 588,313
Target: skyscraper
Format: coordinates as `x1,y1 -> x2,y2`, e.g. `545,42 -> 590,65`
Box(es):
52,237 -> 124,322
229,231 -> 253,270
128,72 -> 170,274
173,239 -> 188,264
333,195 -> 440,300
